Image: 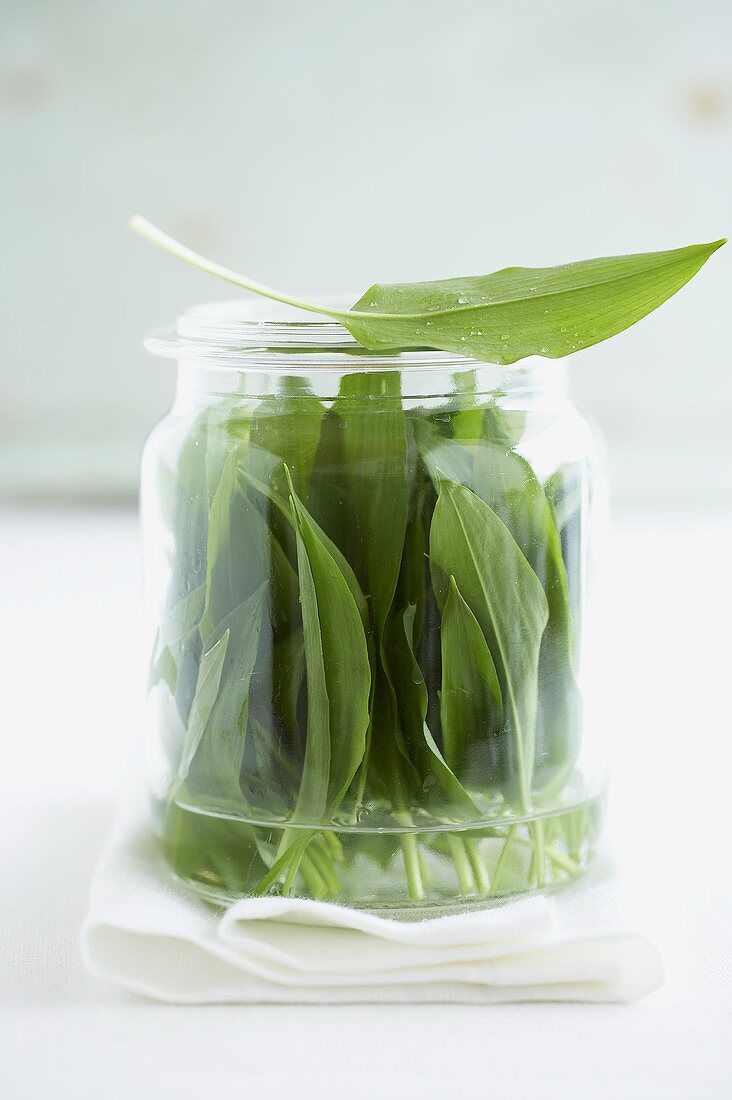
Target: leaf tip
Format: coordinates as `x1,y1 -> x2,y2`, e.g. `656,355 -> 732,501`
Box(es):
282,463 -> 296,498
702,237 -> 727,257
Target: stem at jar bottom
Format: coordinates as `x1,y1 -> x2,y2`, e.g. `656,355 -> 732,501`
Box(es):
389,746 -> 425,900
546,845 -> 580,875
490,825 -> 518,896
283,848 -> 328,899
308,841 -> 341,896
301,851 -> 331,898
400,832 -> 425,901
530,820 -> 546,888
352,726 -> 372,822
511,834 -> 581,876
254,832 -> 312,896
566,809 -> 582,862
447,835 -> 477,895
465,838 -> 491,896
282,850 -> 304,896
321,830 -> 345,862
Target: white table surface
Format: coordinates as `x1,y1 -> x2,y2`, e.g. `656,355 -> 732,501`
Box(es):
1,506 -> 730,1099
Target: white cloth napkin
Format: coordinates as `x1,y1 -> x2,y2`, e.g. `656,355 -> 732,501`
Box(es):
81,791 -> 663,1005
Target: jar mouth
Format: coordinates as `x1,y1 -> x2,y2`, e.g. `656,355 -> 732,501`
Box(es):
144,296 -> 557,375
177,295 -> 363,349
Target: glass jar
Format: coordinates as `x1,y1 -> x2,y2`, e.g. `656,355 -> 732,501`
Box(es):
141,298 -> 607,912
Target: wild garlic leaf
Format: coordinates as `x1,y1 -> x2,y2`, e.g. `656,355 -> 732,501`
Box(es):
149,582 -> 207,696
166,412 -> 217,603
291,529 -> 331,823
429,478 -> 549,812
440,576 -> 503,783
544,464 -> 584,534
155,411 -> 230,731
289,486 -> 372,818
242,461 -> 369,629
131,217 -> 724,363
149,641 -> 178,695
200,447 -> 267,642
471,445 -> 581,783
415,416 -> 581,789
174,628 -> 229,788
543,464 -> 585,646
184,582 -> 268,804
334,372 -> 409,637
385,604 -> 478,818
201,444 -> 302,650
413,418 -> 476,488
346,241 -> 725,362
330,373 -> 412,806
248,387 -> 328,644
271,628 -> 306,751
249,379 -> 326,505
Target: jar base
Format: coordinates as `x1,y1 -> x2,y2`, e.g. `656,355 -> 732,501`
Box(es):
159,795 -> 603,913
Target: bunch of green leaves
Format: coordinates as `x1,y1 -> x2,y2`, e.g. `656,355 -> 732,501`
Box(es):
151,369 -> 591,900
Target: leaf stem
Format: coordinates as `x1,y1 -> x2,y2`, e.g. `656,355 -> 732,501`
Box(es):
447,834 -> 476,895
129,216 -> 341,319
490,824 -> 517,896
465,837 -> 491,896
128,215 -> 451,325
529,820 -> 546,888
512,833 -> 580,876
400,833 -> 425,901
307,842 -> 341,896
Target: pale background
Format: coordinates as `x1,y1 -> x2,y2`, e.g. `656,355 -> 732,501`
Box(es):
2,4 -> 732,1099
2,0 -> 731,506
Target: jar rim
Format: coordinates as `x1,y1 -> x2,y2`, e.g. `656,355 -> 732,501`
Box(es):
144,296 -> 559,375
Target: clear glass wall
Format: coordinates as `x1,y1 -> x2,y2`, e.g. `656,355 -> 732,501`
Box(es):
141,301 -> 606,911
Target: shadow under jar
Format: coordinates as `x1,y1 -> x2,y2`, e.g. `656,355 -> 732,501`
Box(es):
141,298 -> 607,913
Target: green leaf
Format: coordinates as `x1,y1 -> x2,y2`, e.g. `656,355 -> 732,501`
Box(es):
429,478 -> 548,811
165,410 -> 217,604
184,582 -> 268,803
544,463 -> 585,640
414,417 -> 476,488
334,372 -> 409,636
174,629 -> 229,787
149,582 -> 206,696
470,445 -> 581,788
345,241 -> 726,362
416,421 -> 581,789
271,628 -> 306,750
131,218 -> 724,364
249,378 -> 326,504
290,527 -> 331,823
440,576 -> 503,784
200,444 -> 301,649
289,486 -> 372,819
545,464 -> 584,534
149,641 -> 178,695
330,372 -> 412,809
385,603 -> 478,818
152,409 -> 230,727
246,386 -> 328,648
241,461 -> 369,630
200,447 -> 267,642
